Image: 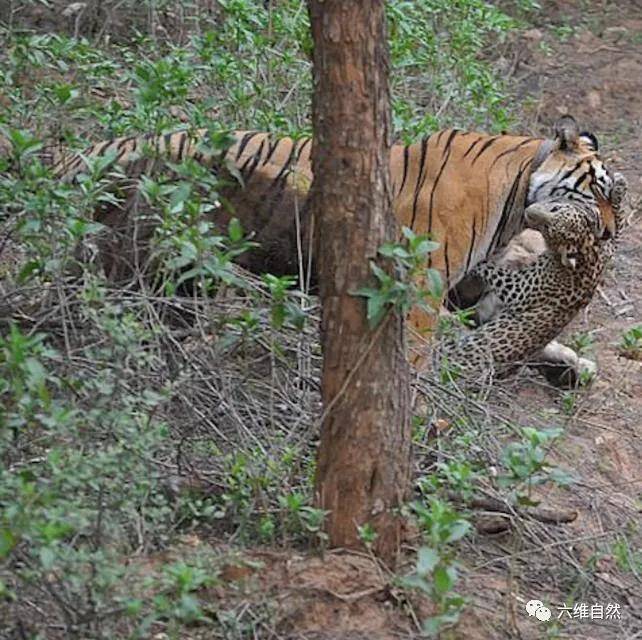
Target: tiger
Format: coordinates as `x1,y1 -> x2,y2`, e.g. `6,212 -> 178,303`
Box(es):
17,115 -> 615,368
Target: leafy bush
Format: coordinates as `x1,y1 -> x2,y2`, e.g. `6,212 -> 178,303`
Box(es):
0,318 -> 174,635
2,0 -> 536,144
618,324 -> 642,360
402,499 -> 471,636
0,118 -> 318,637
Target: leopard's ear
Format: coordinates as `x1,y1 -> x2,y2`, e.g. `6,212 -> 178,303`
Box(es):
554,115 -> 580,152
525,203 -> 555,229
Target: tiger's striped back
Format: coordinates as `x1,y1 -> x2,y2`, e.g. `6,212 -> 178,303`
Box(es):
52,129 -> 219,178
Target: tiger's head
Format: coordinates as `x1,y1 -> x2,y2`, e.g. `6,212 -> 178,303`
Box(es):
527,115 -> 613,209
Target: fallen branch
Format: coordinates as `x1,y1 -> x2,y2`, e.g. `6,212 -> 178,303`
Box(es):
446,491 -> 578,531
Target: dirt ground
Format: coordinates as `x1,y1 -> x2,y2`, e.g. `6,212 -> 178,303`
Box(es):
202,3 -> 642,639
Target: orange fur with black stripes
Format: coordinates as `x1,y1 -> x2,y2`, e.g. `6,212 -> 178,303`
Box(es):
50,116 -> 613,334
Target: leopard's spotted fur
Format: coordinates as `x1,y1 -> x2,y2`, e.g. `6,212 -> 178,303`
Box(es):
436,173 -> 627,378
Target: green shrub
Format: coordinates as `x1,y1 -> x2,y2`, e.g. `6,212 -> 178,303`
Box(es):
2,0 -> 536,144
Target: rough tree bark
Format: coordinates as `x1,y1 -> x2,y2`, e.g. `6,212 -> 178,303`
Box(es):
308,0 -> 411,564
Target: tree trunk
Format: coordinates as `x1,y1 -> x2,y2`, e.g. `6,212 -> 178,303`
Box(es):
308,0 -> 411,565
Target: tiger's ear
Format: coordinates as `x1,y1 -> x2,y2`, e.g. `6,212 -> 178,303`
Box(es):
554,115 -> 580,152
525,203 -> 555,229
580,131 -> 599,152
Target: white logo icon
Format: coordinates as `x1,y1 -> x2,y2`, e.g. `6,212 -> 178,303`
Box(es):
526,599 -> 551,621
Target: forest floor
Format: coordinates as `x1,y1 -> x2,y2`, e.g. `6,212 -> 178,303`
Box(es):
199,2 -> 642,639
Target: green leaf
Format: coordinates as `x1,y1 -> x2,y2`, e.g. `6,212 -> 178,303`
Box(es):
141,389 -> 166,407
125,598 -> 143,615
366,294 -> 387,327
378,243 -> 409,259
7,129 -> 43,156
228,217 -> 243,243
353,286 -> 379,299
378,243 -> 396,258
177,593 -> 203,621
176,267 -> 201,285
548,468 -> 575,486
399,574 -> 432,595
444,520 -> 471,543
17,260 -> 42,283
271,303 -> 286,329
433,565 -> 454,595
0,529 -> 17,558
422,613 -> 455,637
422,616 -> 442,637
169,182 -> 192,214
24,357 -> 46,386
0,578 -> 14,600
416,547 -> 439,575
285,302 -> 306,330
415,239 -> 440,256
39,546 -> 56,570
370,261 -> 390,283
426,268 -> 443,299
40,520 -> 73,543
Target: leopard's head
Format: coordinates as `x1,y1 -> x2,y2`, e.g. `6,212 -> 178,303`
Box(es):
525,200 -> 600,269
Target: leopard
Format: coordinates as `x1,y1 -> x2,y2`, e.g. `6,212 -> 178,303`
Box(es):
434,172 -> 628,381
